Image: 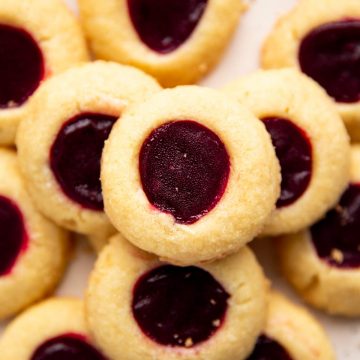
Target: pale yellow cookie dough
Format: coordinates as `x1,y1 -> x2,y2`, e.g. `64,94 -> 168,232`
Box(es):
78,0 -> 247,87
17,61 -> 161,236
86,234 -> 268,360
0,150 -> 69,320
224,69 -> 350,236
0,0 -> 88,146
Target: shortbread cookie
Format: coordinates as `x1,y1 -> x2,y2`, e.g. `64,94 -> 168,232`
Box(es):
0,298 -> 106,359
78,0 -> 247,87
224,69 -> 350,236
262,0 -> 360,141
247,292 -> 335,360
17,61 -> 161,235
86,233 -> 268,360
0,0 -> 88,145
102,86 -> 280,265
277,145 -> 360,316
0,149 -> 69,320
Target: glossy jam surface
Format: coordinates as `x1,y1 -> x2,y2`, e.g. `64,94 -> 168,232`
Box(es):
299,19 -> 360,103
311,184 -> 360,268
31,334 -> 106,360
263,117 -> 312,208
247,335 -> 293,360
0,196 -> 28,276
50,113 -> 117,211
0,24 -> 44,108
132,265 -> 229,347
128,0 -> 208,53
139,120 -> 230,224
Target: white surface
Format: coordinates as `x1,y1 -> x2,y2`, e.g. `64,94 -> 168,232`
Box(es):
1,0 -> 359,359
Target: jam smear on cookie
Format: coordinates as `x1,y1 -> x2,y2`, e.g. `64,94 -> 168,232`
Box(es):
0,24 -> 44,109
262,117 -> 312,208
50,113 -> 117,211
128,0 -> 208,53
0,196 -> 28,276
132,265 -> 229,347
139,120 -> 230,224
247,335 -> 293,360
311,184 -> 360,268
299,19 -> 360,103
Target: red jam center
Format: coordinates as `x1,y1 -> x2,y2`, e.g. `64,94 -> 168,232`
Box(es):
311,184 -> 360,268
247,335 -> 293,360
0,196 -> 28,276
262,117 -> 312,208
299,19 -> 360,103
50,113 -> 117,211
128,0 -> 208,53
0,23 -> 44,109
132,265 -> 229,347
139,120 -> 230,224
30,334 -> 106,360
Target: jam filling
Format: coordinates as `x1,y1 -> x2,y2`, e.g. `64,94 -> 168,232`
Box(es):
128,0 -> 208,53
50,113 -> 117,211
299,19 -> 360,103
0,196 -> 28,276
0,23 -> 44,109
311,184 -> 360,268
262,117 -> 312,208
30,334 -> 106,360
247,335 -> 293,360
139,120 -> 230,224
132,265 -> 229,347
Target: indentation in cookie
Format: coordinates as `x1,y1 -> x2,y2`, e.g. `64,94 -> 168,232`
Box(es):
50,113 -> 117,211
299,19 -> 360,103
128,0 -> 208,54
311,184 -> 360,268
132,265 -> 229,347
0,196 -> 28,276
139,120 -> 230,224
0,24 -> 44,109
262,117 -> 312,208
30,333 -> 106,360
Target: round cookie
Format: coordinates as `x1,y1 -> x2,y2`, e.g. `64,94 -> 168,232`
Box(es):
261,0 -> 360,141
247,292 -> 335,360
0,0 -> 88,145
86,233 -> 268,360
0,298 -> 106,359
0,149 -> 69,320
78,0 -> 247,87
277,145 -> 360,316
17,61 -> 161,235
224,69 -> 350,236
101,85 -> 280,265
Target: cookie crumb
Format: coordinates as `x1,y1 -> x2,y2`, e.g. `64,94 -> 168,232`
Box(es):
185,338 -> 193,347
331,248 -> 344,263
212,319 -> 220,327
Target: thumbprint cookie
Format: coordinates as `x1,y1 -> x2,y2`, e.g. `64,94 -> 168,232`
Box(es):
101,86 -> 280,265
78,0 -> 247,87
0,0 -> 88,145
0,149 -> 69,320
17,61 -> 161,236
224,69 -> 350,236
86,233 -> 268,360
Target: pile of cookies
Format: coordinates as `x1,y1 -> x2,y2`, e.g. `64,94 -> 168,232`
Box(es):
0,0 -> 359,359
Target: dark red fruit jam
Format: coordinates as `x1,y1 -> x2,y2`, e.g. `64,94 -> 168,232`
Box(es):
132,265 -> 229,347
30,334 -> 106,360
299,19 -> 360,103
0,196 -> 28,276
50,113 -> 117,211
247,335 -> 293,360
128,0 -> 208,53
139,120 -> 230,224
0,23 -> 44,109
262,117 -> 312,208
311,184 -> 360,268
